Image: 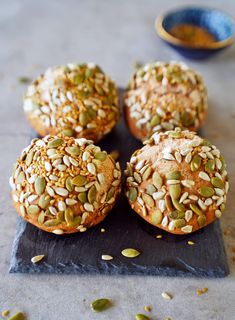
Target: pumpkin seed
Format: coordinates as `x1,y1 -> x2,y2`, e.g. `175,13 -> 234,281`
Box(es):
190,155 -> 201,171
146,184 -> 156,195
174,219 -> 186,228
211,177 -> 224,189
88,185 -> 97,203
169,184 -> 181,199
166,170 -> 181,180
65,176 -> 74,192
78,192 -> 87,203
35,177 -> 46,195
38,211 -> 45,224
168,131 -> 182,138
190,203 -> 202,215
48,138 -> 64,148
26,150 -> 34,166
197,214 -> 206,226
142,193 -> 154,207
38,194 -> 51,209
44,219 -> 60,227
128,187 -> 137,202
134,172 -> 142,184
142,167 -> 152,180
106,187 -> 115,202
152,171 -> 162,189
65,208 -> 74,226
205,159 -> 215,173
198,186 -> 215,198
8,312 -> 25,320
121,248 -> 141,258
172,198 -> 185,211
1,310 -> 10,317
91,298 -> 111,312
66,146 -> 80,156
27,205 -> 40,215
95,151 -> 107,161
31,254 -> 44,263
150,114 -> 160,127
57,211 -> 65,222
152,210 -> 162,225
72,175 -> 87,186
79,111 -> 90,126
181,111 -> 194,126
135,314 -> 150,320
60,128 -> 74,137
165,194 -> 174,212
16,171 -> 25,184
69,215 -> 82,227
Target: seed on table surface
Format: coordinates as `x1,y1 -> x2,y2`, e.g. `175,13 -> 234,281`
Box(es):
128,187 -> 137,202
135,314 -> 151,320
31,254 -> 45,263
91,298 -> 111,312
101,255 -> 113,261
144,306 -> 152,312
188,240 -> 195,245
8,312 -> 25,320
152,210 -> 162,225
121,248 -> 141,258
198,186 -> 215,198
34,177 -> 46,195
1,310 -> 10,317
152,171 -> 162,189
161,292 -> 172,300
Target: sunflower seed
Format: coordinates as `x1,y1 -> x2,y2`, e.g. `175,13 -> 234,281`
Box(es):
181,180 -> 195,188
87,163 -> 96,175
189,195 -> 198,201
215,158 -> 222,170
153,191 -> 165,200
101,255 -> 113,261
66,198 -> 78,205
161,215 -> 168,227
84,202 -> 94,212
185,152 -> 192,163
52,229 -> 64,235
28,194 -> 38,203
215,209 -> 222,218
185,210 -> 193,222
175,151 -> 182,163
199,171 -> 210,181
216,197 -> 224,206
55,187 -> 69,197
198,199 -> 206,210
161,292 -> 172,300
136,160 -> 145,170
205,198 -> 213,206
121,248 -> 141,258
179,192 -> 188,203
163,153 -> 175,161
31,254 -> 44,263
181,225 -> 193,233
25,150 -> 34,166
58,201 -> 66,211
48,138 -> 64,148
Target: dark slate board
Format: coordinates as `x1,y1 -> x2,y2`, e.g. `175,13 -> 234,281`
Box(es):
9,89 -> 229,277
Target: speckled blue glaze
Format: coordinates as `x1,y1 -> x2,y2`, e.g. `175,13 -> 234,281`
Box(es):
159,7 -> 235,59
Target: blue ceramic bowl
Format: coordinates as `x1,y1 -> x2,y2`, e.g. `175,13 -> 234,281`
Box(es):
156,6 -> 235,59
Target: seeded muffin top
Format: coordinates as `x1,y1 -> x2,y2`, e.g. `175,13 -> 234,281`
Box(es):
23,63 -> 119,142
10,135 -> 121,234
125,128 -> 229,234
124,61 -> 208,141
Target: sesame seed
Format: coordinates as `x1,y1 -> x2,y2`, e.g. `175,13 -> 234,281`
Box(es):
161,292 -> 172,300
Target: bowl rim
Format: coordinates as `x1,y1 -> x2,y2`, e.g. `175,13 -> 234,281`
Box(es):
155,5 -> 235,50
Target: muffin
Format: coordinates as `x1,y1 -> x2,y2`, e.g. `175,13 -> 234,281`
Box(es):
125,128 -> 229,235
23,63 -> 119,142
124,61 -> 208,141
9,135 -> 121,234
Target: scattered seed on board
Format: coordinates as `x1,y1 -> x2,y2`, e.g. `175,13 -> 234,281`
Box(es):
101,228 -> 105,233
8,312 -> 25,320
156,235 -> 162,239
91,298 -> 111,312
187,241 -> 195,245
1,310 -> 10,317
31,254 -> 45,263
197,287 -> 208,295
135,314 -> 151,320
144,306 -> 152,312
161,292 -> 172,300
121,248 -> 141,258
101,255 -> 113,261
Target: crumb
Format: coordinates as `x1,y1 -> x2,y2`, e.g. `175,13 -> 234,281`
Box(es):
18,76 -> 32,84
